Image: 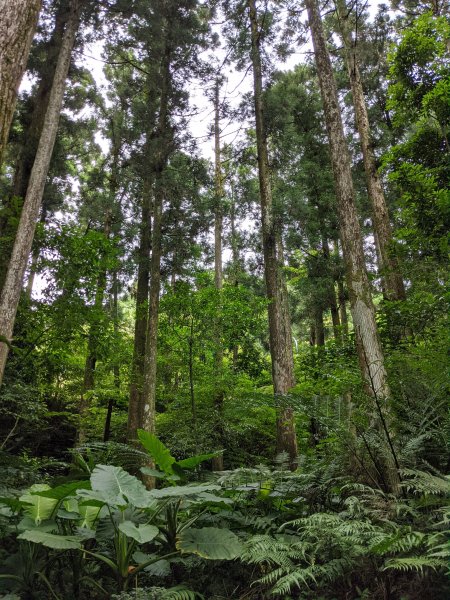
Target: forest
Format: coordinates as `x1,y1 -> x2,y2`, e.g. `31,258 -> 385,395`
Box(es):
0,0 -> 449,598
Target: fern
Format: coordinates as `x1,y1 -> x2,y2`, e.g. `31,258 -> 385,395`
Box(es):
400,469 -> 450,495
267,564 -> 319,596
73,442 -> 150,472
382,557 -> 447,573
161,586 -> 204,600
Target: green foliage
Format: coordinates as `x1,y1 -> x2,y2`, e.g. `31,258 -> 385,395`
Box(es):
177,527 -> 243,560
383,13 -> 450,259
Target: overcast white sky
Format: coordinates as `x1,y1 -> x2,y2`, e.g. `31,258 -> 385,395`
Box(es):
76,0 -> 385,161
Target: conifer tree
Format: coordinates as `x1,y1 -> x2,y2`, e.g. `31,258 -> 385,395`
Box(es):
0,0 -> 84,385
0,0 -> 41,166
247,0 -> 297,466
334,0 -> 406,301
304,0 -> 399,490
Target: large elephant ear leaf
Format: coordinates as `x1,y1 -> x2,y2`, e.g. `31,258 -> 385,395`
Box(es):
90,465 -> 152,508
138,430 -> 175,475
118,521 -> 159,544
78,503 -> 105,528
19,485 -> 58,525
18,529 -> 82,550
177,527 -> 243,560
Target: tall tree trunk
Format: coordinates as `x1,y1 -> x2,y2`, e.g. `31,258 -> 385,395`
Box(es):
0,0 -> 83,386
337,277 -> 349,337
305,0 -> 399,491
248,0 -> 298,468
140,43 -> 172,457
188,317 -> 196,430
334,0 -> 406,301
230,177 -> 240,287
140,178 -> 163,443
334,238 -> 349,337
0,2 -> 69,290
329,286 -> 341,342
25,204 -> 48,299
315,307 -> 325,347
212,79 -> 225,471
322,238 -> 341,343
305,0 -> 389,398
0,0 -> 41,166
104,270 -> 120,442
230,178 -> 240,367
127,177 -> 152,442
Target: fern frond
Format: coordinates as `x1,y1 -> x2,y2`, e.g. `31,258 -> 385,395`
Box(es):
382,557 -> 447,573
400,469 -> 450,495
268,565 -> 318,596
370,528 -> 424,555
160,586 -> 204,600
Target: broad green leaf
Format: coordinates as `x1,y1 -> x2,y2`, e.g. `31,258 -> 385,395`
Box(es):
63,497 -> 79,513
78,504 -> 104,528
138,430 -> 175,475
17,518 -> 56,533
57,508 -> 81,520
33,480 -> 90,501
18,529 -> 82,550
77,488 -> 117,507
149,484 -> 221,499
89,465 -> 153,508
20,485 -> 58,525
192,492 -> 233,505
118,521 -> 159,544
177,527 -> 243,560
177,452 -> 221,470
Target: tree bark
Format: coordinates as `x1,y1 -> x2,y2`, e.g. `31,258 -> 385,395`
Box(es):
0,1 -> 70,291
322,237 -> 341,343
140,179 -> 163,441
306,0 -> 401,493
229,177 -> 240,367
127,177 -> 152,443
334,0 -> 406,301
104,270 -> 120,442
140,42 -> 172,457
212,78 -> 225,471
0,0 -> 83,386
306,0 -> 399,492
337,276 -> 349,337
248,0 -> 298,468
315,307 -> 325,347
305,0 -> 390,400
0,0 -> 41,166
25,204 -> 48,299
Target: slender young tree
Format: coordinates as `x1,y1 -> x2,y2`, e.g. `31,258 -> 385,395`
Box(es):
211,77 -> 225,470
248,0 -> 298,467
0,0 -> 83,386
0,0 -> 41,166
334,0 -> 406,301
